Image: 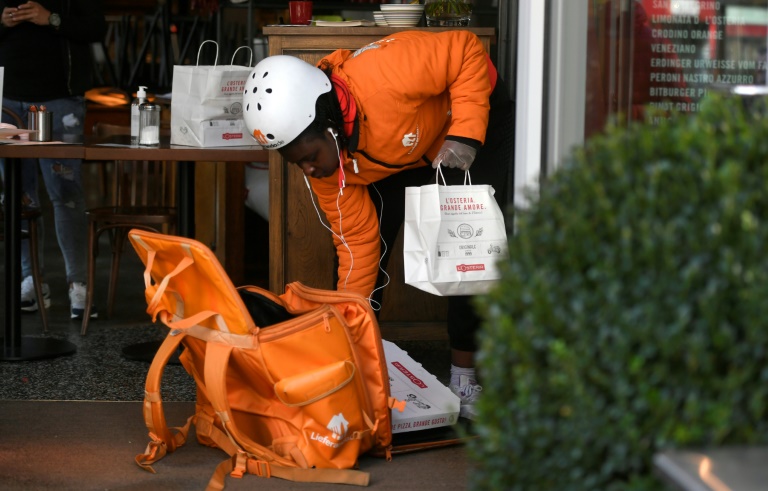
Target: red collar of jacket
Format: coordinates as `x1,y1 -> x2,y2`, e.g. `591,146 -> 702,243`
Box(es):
331,74 -> 357,138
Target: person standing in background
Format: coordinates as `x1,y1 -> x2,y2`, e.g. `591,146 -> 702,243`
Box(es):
0,0 -> 106,319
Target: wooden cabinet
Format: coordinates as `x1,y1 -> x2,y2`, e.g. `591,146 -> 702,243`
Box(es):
264,27 -> 495,338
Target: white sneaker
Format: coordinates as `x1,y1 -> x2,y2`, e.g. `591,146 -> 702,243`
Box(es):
20,275 -> 51,312
450,374 -> 483,420
69,282 -> 98,320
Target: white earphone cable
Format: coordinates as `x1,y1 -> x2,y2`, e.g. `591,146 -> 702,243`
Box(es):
366,182 -> 390,311
304,130 -> 388,306
303,174 -> 354,289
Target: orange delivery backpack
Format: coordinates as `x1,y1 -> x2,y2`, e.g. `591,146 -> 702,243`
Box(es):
127,229 -> 405,489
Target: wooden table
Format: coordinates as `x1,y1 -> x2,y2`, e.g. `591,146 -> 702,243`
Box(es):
0,138 -> 267,361
0,143 -> 84,360
85,136 -> 267,237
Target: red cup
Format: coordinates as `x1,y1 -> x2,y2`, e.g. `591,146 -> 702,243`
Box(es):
289,1 -> 313,25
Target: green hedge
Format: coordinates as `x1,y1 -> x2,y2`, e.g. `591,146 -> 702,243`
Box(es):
469,94 -> 768,490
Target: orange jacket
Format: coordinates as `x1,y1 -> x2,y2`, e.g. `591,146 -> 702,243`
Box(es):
310,30 -> 492,297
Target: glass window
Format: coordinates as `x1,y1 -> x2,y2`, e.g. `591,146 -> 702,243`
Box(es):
584,0 -> 768,139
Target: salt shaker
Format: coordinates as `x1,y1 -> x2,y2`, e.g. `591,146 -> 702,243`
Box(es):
138,101 -> 161,146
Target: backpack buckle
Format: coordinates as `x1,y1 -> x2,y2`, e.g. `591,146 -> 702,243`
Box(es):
230,451 -> 247,479
248,459 -> 272,478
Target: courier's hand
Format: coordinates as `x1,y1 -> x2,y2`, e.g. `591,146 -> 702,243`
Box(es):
432,140 -> 477,171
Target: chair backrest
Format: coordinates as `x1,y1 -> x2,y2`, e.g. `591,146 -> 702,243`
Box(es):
111,160 -> 176,208
91,122 -> 129,137
2,107 -> 25,128
92,122 -> 176,208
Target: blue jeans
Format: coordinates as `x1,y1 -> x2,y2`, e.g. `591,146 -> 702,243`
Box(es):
1,97 -> 88,285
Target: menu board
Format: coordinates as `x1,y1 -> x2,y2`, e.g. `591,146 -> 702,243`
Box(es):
642,1 -> 765,117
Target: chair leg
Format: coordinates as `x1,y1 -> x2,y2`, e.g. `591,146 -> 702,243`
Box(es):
26,218 -> 49,333
98,163 -> 108,202
107,227 -> 128,318
81,220 -> 99,335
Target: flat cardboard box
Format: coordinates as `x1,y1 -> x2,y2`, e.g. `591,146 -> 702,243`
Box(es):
383,340 -> 460,434
173,117 -> 259,148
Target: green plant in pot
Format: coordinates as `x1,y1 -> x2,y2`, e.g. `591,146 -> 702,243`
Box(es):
468,93 -> 768,490
424,0 -> 472,27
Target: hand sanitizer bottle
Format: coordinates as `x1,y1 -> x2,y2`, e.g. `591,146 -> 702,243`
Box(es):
131,86 -> 148,145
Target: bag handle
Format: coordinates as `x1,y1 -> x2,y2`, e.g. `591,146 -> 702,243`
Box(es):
144,250 -> 194,319
196,39 -> 219,66
141,245 -> 228,333
231,46 -> 254,67
435,165 -> 472,186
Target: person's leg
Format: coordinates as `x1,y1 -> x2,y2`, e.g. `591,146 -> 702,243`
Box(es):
33,96 -> 94,319
367,164 -> 434,311
371,79 -> 515,419
446,295 -> 485,419
34,96 -> 88,285
37,156 -> 87,285
371,164 -> 488,420
441,79 -> 515,418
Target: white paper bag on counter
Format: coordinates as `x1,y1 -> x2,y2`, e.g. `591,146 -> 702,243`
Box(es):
171,41 -> 258,147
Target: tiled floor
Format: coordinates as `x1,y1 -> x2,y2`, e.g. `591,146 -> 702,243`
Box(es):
0,166 -> 451,401
0,191 -> 197,400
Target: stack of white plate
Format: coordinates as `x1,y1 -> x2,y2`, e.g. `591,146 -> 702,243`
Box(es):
380,3 -> 424,27
373,11 -> 388,27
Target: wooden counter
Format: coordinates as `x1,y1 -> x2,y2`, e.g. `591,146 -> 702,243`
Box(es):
264,26 -> 495,53
265,27 -> 495,336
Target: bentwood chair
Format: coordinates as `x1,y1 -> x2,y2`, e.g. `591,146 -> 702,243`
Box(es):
81,122 -> 176,335
1,107 -> 49,331
0,207 -> 49,332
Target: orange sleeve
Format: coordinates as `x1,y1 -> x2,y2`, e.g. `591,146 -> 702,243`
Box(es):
346,30 -> 492,145
311,179 -> 381,298
441,32 -> 493,143
393,31 -> 492,143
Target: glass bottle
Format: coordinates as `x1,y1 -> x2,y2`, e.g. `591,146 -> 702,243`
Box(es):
131,86 -> 148,145
138,102 -> 161,146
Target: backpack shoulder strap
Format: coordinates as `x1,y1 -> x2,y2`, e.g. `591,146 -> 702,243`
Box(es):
135,332 -> 193,472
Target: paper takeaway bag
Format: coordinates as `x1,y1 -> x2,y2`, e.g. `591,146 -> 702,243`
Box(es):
403,169 -> 509,296
170,41 -> 256,147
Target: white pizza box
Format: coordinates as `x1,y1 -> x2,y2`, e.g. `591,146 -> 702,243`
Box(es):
175,117 -> 259,147
383,340 -> 461,434
196,118 -> 257,147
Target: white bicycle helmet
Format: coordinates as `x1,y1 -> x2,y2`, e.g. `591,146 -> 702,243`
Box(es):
243,55 -> 332,149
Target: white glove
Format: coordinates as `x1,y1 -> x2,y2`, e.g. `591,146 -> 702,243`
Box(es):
432,140 -> 477,171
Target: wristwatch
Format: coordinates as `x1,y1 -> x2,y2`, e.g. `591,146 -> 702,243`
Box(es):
48,12 -> 61,29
